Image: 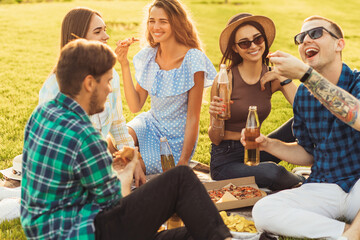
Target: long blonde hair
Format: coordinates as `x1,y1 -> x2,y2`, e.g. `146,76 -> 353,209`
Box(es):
145,0 -> 202,50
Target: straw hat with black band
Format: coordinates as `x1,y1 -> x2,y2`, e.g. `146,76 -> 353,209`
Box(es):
219,13 -> 276,55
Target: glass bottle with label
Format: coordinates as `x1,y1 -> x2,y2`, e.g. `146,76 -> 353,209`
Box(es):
244,106 -> 260,166
159,136 -> 183,229
160,137 -> 175,172
216,64 -> 231,120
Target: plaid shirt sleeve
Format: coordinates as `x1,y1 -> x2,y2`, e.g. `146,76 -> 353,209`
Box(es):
76,133 -> 122,206
293,86 -> 316,155
108,70 -> 135,149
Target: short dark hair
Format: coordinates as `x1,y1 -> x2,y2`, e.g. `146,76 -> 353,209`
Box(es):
56,39 -> 116,98
304,15 -> 344,39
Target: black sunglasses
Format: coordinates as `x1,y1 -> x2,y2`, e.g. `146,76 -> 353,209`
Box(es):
294,26 -> 339,45
235,35 -> 265,49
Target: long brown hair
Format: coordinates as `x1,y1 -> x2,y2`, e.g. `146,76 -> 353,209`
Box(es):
60,7 -> 102,49
220,21 -> 270,70
145,0 -> 202,50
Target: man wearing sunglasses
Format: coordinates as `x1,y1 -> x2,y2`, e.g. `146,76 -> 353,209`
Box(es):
241,16 -> 360,240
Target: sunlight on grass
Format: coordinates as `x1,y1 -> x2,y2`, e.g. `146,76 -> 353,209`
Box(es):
0,0 -> 359,239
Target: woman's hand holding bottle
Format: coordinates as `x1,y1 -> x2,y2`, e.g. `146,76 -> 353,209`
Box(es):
209,96 -> 233,137
209,96 -> 228,118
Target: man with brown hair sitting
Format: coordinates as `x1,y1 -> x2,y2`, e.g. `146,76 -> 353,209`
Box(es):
20,39 -> 231,240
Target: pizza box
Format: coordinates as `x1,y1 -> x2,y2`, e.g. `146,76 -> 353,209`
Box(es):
203,176 -> 267,211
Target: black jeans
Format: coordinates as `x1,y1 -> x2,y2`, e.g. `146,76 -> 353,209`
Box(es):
210,118 -> 304,191
94,166 -> 231,240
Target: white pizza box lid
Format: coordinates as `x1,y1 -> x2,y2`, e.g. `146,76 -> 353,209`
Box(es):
203,176 -> 267,211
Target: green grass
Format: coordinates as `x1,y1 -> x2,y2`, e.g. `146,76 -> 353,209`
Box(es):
0,0 -> 359,239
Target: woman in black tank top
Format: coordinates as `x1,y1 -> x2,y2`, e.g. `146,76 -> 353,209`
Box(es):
207,13 -> 304,190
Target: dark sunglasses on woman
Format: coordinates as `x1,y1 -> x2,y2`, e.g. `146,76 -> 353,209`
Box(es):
235,35 -> 265,49
294,26 -> 339,45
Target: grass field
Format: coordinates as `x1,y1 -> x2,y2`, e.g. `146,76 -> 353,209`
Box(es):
0,0 -> 359,239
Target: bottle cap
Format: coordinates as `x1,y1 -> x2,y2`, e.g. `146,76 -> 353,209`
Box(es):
220,64 -> 226,69
160,136 -> 167,142
249,106 -> 257,110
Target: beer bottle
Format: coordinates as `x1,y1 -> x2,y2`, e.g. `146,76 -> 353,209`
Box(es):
216,64 -> 231,120
244,106 -> 260,166
159,137 -> 183,229
160,137 -> 175,172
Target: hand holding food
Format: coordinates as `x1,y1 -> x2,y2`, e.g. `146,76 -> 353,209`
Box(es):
114,147 -> 139,197
113,146 -> 141,162
116,37 -> 139,47
115,37 -> 139,65
113,146 -> 142,171
267,51 -> 309,80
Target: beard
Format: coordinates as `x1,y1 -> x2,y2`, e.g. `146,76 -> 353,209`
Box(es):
88,89 -> 105,116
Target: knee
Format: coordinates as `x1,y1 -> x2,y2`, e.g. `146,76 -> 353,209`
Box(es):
252,197 -> 279,231
173,165 -> 193,177
210,166 -> 223,180
262,163 -> 287,183
127,127 -> 138,146
177,165 -> 192,172
170,165 -> 197,185
252,198 -> 267,227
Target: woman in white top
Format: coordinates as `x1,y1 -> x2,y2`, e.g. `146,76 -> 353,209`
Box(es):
38,7 -> 145,185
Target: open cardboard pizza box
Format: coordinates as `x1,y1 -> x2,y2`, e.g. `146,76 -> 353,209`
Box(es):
203,176 -> 267,211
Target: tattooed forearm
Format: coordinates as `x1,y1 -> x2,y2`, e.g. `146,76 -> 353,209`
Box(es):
304,70 -> 360,127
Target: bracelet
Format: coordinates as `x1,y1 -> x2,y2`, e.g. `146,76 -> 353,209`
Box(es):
212,119 -> 224,129
280,78 -> 292,86
300,67 -> 313,83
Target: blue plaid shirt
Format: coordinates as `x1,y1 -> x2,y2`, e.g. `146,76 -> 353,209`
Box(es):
21,93 -> 122,240
293,63 -> 360,193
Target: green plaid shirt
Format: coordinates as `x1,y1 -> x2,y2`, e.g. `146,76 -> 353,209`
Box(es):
21,93 -> 122,240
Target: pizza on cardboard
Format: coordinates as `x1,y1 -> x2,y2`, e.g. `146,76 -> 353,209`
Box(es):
203,176 -> 267,211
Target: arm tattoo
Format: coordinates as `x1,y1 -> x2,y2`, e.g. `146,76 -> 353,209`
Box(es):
304,70 -> 359,126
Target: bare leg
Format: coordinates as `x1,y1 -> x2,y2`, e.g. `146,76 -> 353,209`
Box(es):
342,211 -> 360,240
127,126 -> 139,146
127,126 -> 145,173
